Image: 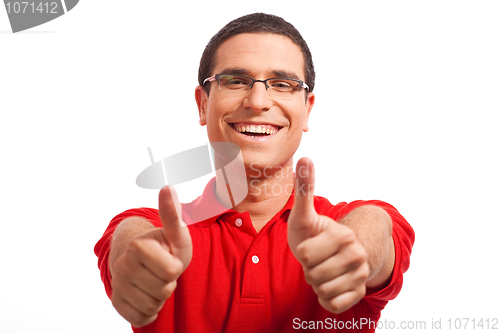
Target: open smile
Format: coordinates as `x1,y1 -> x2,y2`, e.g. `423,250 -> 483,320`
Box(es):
229,123 -> 283,138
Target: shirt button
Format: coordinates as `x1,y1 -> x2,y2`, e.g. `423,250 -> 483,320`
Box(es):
235,218 -> 243,227
252,255 -> 259,264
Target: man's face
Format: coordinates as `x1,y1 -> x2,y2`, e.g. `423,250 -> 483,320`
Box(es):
196,33 -> 315,172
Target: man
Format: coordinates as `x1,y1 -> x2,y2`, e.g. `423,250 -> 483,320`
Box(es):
95,13 -> 414,332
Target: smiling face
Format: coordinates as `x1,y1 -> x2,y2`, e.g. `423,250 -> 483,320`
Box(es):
195,33 -> 315,174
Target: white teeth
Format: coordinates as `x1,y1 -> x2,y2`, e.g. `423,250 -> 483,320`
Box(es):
234,124 -> 279,135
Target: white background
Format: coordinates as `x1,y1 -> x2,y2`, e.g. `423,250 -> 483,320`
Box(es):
1,1 -> 499,332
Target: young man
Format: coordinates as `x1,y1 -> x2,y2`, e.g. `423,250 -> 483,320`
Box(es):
95,13 -> 414,332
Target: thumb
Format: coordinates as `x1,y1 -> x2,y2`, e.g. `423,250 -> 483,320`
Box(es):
288,157 -> 320,248
292,157 -> 316,215
159,186 -> 192,265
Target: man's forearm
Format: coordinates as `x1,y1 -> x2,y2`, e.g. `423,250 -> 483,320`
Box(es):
109,216 -> 155,276
338,205 -> 395,289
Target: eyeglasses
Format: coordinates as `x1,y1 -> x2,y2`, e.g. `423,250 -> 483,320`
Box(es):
203,74 -> 309,99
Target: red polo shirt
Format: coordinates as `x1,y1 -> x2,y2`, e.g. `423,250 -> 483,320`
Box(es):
95,178 -> 414,332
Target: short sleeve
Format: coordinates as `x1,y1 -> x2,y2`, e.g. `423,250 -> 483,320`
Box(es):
93,208 -> 161,298
325,200 -> 415,308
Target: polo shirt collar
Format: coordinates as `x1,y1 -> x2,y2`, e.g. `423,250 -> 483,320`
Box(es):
185,177 -> 296,227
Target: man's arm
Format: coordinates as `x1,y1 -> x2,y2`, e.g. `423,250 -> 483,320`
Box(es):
288,157 -> 397,314
338,205 -> 395,289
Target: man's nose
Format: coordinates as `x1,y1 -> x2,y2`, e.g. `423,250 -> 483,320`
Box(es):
242,81 -> 273,112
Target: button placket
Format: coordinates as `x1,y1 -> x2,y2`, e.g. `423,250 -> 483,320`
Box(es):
237,215 -> 267,301
241,250 -> 265,300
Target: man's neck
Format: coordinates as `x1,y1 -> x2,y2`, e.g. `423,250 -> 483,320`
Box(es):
214,161 -> 294,233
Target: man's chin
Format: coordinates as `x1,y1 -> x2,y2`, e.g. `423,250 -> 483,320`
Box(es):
244,158 -> 294,178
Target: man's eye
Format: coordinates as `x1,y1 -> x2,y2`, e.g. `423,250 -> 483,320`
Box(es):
221,76 -> 251,88
274,82 -> 292,88
227,79 -> 247,85
270,80 -> 295,91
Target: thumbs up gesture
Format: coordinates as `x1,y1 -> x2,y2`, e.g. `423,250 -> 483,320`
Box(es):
111,186 -> 192,327
288,158 -> 370,314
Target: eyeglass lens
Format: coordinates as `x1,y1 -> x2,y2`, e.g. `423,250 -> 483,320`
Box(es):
217,75 -> 303,98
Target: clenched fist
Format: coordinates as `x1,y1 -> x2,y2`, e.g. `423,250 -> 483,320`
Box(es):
110,186 -> 192,327
288,158 -> 370,314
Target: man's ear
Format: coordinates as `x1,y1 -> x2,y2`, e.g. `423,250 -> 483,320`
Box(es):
303,92 -> 315,132
195,86 -> 208,126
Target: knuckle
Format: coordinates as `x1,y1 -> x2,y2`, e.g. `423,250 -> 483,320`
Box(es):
124,242 -> 145,265
160,280 -> 177,299
340,229 -> 355,244
352,245 -> 367,263
357,284 -> 367,298
313,283 -> 329,299
296,244 -> 312,266
319,288 -> 366,315
153,257 -> 182,282
303,269 -> 317,285
328,301 -> 343,314
142,300 -> 161,317
328,297 -> 351,314
345,244 -> 367,269
163,259 -> 183,280
127,238 -> 141,251
127,238 -> 146,255
320,297 -> 343,314
114,258 -> 133,277
110,277 -> 125,295
130,313 -> 152,328
358,263 -> 370,281
171,260 -> 184,277
129,304 -> 159,327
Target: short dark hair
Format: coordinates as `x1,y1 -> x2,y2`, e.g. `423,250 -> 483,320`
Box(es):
198,13 -> 315,95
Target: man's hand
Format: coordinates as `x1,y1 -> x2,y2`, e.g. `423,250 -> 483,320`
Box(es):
288,158 -> 370,314
110,186 -> 193,327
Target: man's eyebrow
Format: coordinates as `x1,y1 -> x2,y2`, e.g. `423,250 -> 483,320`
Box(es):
218,68 -> 302,81
219,68 -> 250,76
271,70 -> 301,81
